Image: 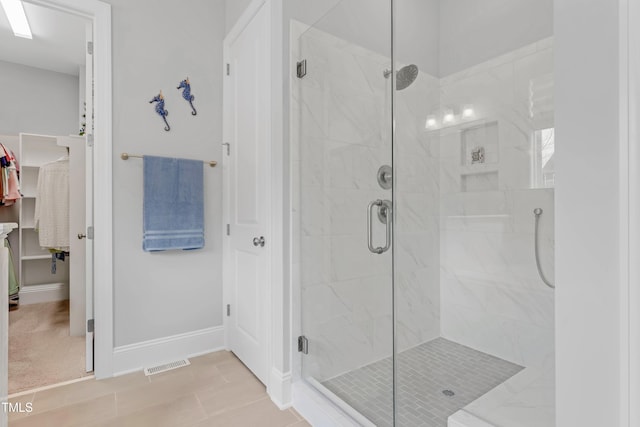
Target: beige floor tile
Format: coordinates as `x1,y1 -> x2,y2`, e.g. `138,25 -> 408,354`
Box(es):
196,397 -> 300,427
31,373 -> 149,414
116,368 -> 226,416
10,393 -> 116,427
7,393 -> 34,422
90,393 -> 207,427
216,358 -> 260,383
288,421 -> 312,427
290,408 -> 303,420
196,376 -> 266,416
148,362 -> 224,387
7,350 -> 310,427
189,350 -> 236,367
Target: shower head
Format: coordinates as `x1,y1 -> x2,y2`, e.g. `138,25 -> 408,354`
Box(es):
384,64 -> 419,90
396,64 -> 418,90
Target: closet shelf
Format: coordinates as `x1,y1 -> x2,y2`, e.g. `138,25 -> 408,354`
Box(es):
21,255 -> 51,261
18,132 -> 70,294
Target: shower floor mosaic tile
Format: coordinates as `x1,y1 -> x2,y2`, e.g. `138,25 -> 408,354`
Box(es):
321,338 -> 524,427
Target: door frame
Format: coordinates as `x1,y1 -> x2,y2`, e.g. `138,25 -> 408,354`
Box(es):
22,0 -> 113,379
623,0 -> 639,424
222,0 -> 289,408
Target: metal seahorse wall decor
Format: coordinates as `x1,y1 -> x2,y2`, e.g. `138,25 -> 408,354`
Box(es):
149,90 -> 170,131
177,77 -> 197,115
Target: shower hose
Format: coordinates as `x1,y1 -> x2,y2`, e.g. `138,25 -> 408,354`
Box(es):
534,208 -> 555,289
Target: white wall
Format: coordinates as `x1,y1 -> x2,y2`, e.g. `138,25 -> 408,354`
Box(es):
225,0 -> 252,33
555,0 -> 623,425
396,0 -> 439,77
106,0 -> 225,348
0,60 -> 79,135
438,0 -> 553,76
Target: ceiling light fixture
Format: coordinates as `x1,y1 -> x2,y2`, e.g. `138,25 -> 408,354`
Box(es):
0,0 -> 32,39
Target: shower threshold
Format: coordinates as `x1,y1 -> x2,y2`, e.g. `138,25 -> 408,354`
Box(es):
320,338 -> 524,427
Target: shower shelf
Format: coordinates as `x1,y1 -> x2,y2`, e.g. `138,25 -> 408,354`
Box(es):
459,164 -> 499,176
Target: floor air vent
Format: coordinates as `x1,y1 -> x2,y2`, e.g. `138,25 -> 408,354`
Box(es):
144,359 -> 190,376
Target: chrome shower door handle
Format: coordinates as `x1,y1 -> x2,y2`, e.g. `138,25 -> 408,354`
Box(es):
381,202 -> 392,254
367,200 -> 382,254
367,200 -> 392,255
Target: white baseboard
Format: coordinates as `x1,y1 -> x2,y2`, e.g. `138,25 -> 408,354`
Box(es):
19,282 -> 69,305
112,326 -> 225,376
268,367 -> 292,409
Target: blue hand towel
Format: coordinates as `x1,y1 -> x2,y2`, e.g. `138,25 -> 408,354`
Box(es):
143,155 -> 204,251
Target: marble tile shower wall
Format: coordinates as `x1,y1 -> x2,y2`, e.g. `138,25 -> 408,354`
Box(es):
293,21 -> 555,381
395,72 -> 442,353
292,25 -> 441,381
438,38 -> 555,368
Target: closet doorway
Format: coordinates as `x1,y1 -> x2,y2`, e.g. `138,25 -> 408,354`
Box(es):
0,1 -> 95,395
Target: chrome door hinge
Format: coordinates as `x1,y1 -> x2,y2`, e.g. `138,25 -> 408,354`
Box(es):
87,226 -> 94,240
226,224 -> 230,236
87,41 -> 94,55
298,336 -> 309,354
87,134 -> 94,147
296,60 -> 307,79
87,319 -> 94,333
226,63 -> 230,76
226,304 -> 231,316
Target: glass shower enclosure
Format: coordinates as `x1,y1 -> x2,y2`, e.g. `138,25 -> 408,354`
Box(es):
292,1 -> 555,426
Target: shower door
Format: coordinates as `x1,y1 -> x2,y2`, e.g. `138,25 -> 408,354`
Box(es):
294,0 -> 396,425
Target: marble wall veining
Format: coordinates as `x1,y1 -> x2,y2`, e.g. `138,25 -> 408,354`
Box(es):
292,22 -> 442,381
292,20 -> 555,381
293,23 -> 393,382
395,68 -> 442,352
438,39 -> 555,368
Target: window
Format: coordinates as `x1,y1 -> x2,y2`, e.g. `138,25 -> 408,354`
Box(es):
532,127 -> 555,188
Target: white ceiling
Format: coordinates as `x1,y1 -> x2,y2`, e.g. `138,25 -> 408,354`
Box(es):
0,1 -> 88,76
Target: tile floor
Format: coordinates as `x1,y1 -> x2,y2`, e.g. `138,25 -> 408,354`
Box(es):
8,350 -> 309,427
322,338 -> 524,427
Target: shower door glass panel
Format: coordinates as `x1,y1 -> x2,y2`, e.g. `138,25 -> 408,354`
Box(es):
393,1 -> 556,426
294,0 -> 394,424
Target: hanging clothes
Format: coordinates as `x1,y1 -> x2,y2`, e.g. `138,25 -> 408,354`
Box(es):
34,157 -> 70,251
0,143 -> 21,206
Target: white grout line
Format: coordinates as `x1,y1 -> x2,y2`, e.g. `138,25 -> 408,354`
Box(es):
8,375 -> 95,399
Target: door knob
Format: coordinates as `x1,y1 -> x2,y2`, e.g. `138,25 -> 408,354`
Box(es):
78,233 -> 87,240
253,236 -> 265,247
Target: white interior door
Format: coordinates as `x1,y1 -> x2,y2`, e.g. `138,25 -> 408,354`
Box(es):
224,3 -> 270,385
57,136 -> 85,340
84,22 -> 94,373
